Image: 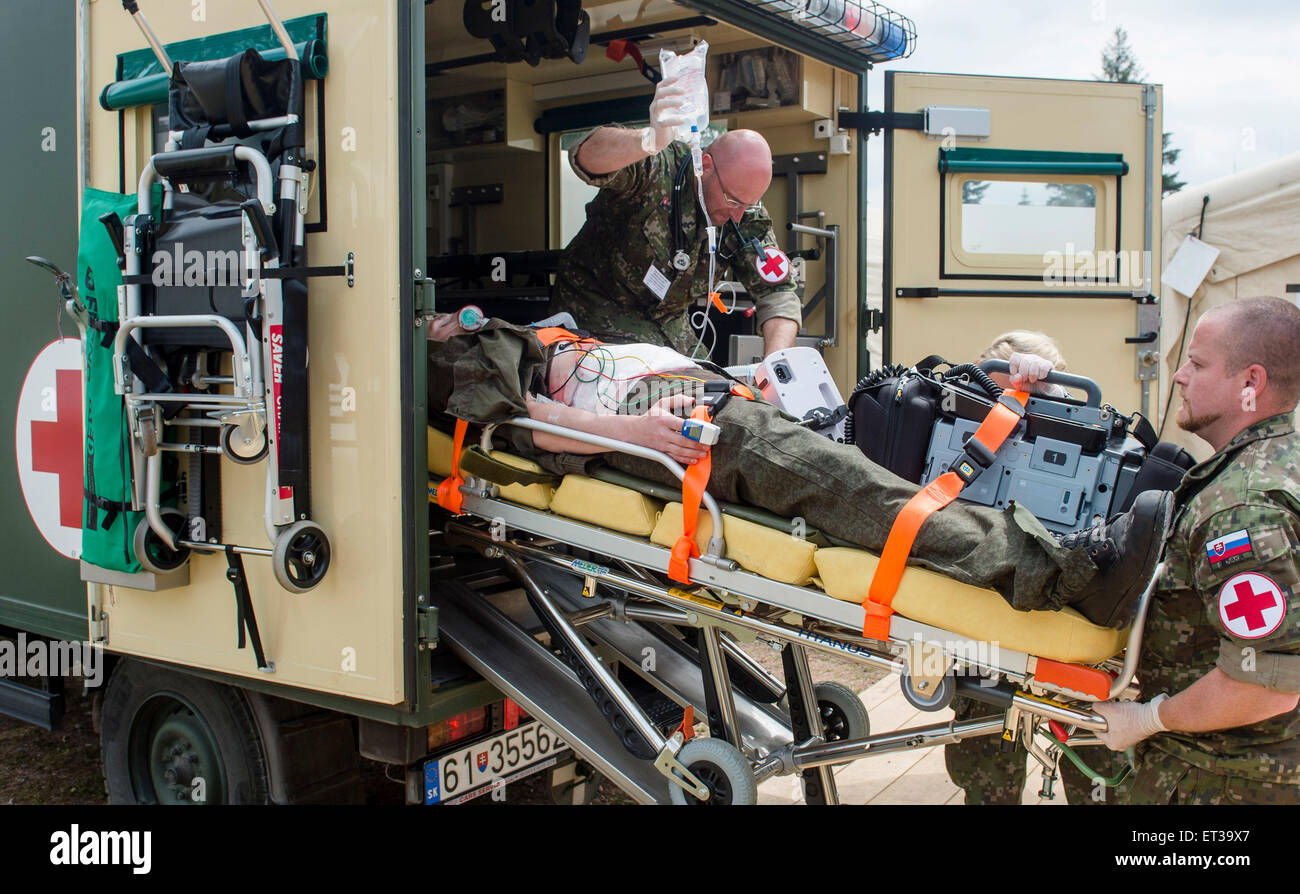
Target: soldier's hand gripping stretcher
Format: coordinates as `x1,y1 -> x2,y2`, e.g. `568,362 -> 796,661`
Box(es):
425,313 -> 1177,802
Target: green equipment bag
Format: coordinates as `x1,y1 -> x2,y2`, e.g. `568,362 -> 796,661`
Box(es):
78,188 -> 148,572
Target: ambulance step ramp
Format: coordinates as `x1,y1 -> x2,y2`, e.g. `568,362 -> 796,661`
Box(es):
529,562 -> 795,758
431,582 -> 671,804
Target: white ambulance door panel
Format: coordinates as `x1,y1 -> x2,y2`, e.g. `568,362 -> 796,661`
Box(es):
883,72 -> 1162,415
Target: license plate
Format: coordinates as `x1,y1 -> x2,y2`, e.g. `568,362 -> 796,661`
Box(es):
424,720 -> 568,805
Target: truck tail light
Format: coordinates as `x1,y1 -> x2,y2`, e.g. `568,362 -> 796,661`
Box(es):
427,707 -> 488,750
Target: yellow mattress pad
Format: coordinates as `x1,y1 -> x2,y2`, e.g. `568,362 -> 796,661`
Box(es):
812,548 -> 1126,664
428,426 -> 1125,664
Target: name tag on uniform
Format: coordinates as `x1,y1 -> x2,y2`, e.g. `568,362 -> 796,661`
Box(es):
643,264 -> 672,302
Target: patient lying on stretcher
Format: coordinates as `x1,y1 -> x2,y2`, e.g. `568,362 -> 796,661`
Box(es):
425,314 -> 1173,630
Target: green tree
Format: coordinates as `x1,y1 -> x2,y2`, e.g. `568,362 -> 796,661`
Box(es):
1046,183 -> 1097,207
1097,26 -> 1184,195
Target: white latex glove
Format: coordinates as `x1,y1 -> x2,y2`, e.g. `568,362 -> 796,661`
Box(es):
640,76 -> 693,153
1007,351 -> 1055,391
1092,694 -> 1169,751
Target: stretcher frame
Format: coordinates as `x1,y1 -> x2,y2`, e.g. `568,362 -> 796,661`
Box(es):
438,415 -> 1154,803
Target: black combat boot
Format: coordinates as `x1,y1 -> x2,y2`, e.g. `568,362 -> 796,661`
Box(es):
1057,490 -> 1175,628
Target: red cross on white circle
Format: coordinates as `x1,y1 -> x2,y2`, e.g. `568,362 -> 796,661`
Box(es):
1217,571 -> 1287,639
15,339 -> 84,559
755,247 -> 790,284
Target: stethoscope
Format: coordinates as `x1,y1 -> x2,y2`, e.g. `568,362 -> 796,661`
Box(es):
670,155 -> 763,274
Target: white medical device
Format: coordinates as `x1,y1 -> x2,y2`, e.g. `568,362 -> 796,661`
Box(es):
755,347 -> 848,441
681,417 -> 721,446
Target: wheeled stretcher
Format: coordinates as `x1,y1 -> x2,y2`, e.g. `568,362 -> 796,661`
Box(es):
427,406 -> 1154,804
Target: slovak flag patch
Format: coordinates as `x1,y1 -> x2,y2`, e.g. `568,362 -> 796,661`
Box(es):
1206,529 -> 1253,565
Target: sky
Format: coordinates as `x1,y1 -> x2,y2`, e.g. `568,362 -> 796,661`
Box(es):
863,0 -> 1300,197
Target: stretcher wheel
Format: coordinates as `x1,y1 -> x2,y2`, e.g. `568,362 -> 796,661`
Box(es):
137,406 -> 161,457
814,681 -> 870,742
272,521 -> 331,593
133,510 -> 191,574
219,423 -> 268,465
900,670 -> 956,712
667,738 -> 757,806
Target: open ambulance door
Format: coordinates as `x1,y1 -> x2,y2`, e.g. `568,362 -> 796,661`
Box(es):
881,71 -> 1162,416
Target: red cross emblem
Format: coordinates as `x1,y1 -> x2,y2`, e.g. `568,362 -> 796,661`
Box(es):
1217,571 -> 1287,639
30,368 -> 83,529
15,339 -> 84,559
755,247 -> 790,284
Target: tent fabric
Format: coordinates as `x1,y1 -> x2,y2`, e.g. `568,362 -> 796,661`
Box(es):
1158,152 -> 1300,460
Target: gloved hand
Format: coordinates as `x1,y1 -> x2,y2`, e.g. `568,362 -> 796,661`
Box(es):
1007,351 -> 1054,391
1092,693 -> 1169,751
640,75 -> 693,154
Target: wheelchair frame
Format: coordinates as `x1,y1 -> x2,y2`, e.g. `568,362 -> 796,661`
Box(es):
109,1 -> 334,605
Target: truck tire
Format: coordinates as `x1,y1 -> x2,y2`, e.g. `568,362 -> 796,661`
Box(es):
100,659 -> 269,804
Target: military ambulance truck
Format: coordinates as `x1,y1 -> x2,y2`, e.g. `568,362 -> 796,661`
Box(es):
1,0 -> 1162,804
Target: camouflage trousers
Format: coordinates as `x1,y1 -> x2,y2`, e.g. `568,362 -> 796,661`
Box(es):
600,395 -> 1099,611
945,695 -> 1132,804
1125,746 -> 1300,805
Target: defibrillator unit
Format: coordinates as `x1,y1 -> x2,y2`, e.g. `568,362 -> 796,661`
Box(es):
847,359 -> 1195,534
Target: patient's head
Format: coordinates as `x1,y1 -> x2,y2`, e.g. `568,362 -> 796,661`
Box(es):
981,330 -> 1066,391
425,313 -> 469,342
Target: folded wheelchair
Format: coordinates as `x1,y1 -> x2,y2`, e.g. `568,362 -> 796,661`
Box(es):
97,3 -> 350,613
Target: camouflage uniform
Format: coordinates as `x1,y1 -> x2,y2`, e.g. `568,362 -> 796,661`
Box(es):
551,134 -> 803,354
426,324 -> 1101,613
595,386 -> 1099,613
1125,413 -> 1300,805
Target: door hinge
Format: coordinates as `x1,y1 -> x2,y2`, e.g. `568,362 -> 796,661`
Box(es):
89,610 -> 108,644
1141,84 -> 1157,114
417,603 -> 439,650
413,268 -> 434,315
864,308 -> 885,332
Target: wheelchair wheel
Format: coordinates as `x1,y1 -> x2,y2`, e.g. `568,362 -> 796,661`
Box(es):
900,669 -> 956,712
219,423 -> 268,465
814,681 -> 870,742
667,738 -> 757,806
272,521 -> 331,593
133,509 -> 191,574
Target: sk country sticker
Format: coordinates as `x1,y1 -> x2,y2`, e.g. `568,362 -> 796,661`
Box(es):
1206,528 -> 1252,565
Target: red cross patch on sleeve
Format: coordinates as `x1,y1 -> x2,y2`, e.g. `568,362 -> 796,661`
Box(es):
1217,571 -> 1287,639
755,247 -> 790,284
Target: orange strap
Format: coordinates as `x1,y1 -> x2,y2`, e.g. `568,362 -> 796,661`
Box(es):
861,391 -> 1029,640
674,705 -> 696,741
435,418 -> 469,515
669,406 -> 712,584
533,326 -> 600,348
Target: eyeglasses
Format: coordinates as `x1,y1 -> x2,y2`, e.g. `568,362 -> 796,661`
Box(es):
711,162 -> 764,214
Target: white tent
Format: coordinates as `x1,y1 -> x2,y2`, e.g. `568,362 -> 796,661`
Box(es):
1158,152 -> 1300,461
